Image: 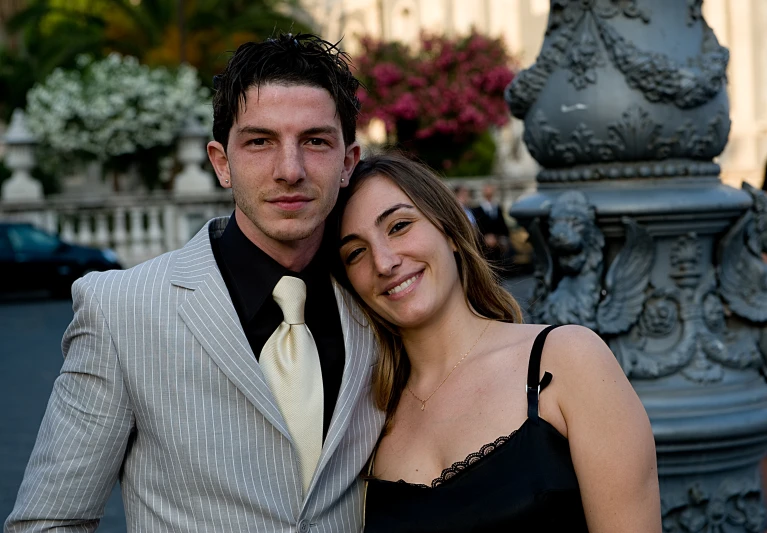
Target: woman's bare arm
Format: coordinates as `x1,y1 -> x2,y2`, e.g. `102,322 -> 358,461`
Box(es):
545,325 -> 661,533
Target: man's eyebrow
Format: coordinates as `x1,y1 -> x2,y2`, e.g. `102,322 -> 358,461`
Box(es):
303,126 -> 340,137
237,126 -> 277,136
338,204 -> 415,248
236,126 -> 340,137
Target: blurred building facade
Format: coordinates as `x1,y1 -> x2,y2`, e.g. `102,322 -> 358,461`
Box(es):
303,0 -> 767,189
1,0 -> 766,188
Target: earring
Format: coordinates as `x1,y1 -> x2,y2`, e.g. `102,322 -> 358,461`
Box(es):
341,178 -> 345,183
225,179 -> 229,184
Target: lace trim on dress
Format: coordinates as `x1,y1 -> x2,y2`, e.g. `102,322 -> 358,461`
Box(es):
397,429 -> 519,489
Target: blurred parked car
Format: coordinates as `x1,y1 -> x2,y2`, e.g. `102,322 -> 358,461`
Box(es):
0,222 -> 122,297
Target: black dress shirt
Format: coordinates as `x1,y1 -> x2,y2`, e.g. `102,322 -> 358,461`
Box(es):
211,214 -> 345,439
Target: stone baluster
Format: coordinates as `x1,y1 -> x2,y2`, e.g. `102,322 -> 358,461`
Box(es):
42,210 -> 57,235
77,212 -> 93,246
129,206 -> 146,262
113,207 -> 129,263
146,206 -> 163,257
60,216 -> 76,244
94,212 -> 110,249
162,204 -> 177,252
176,210 -> 190,250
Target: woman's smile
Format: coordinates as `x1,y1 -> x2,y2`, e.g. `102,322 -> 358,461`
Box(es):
383,271 -> 424,298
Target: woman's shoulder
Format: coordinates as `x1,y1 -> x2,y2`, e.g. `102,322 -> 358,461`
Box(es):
493,323 -> 608,357
542,324 -> 620,373
496,323 -> 626,396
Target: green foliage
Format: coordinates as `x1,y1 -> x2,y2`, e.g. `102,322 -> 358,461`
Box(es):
0,2 -> 107,119
449,130 -> 498,178
0,0 -> 311,121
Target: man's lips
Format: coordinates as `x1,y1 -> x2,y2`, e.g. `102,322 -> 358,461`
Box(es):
269,196 -> 313,211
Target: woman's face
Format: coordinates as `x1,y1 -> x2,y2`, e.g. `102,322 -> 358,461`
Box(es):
339,175 -> 463,329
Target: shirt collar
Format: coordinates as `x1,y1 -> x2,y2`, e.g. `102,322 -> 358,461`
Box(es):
218,214 -> 330,323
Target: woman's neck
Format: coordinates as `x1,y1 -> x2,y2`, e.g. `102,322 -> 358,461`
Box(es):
401,295 -> 491,387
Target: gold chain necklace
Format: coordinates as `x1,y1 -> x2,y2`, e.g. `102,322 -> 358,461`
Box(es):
406,320 -> 492,411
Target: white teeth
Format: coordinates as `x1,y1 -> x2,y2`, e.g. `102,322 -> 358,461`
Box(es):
387,275 -> 419,295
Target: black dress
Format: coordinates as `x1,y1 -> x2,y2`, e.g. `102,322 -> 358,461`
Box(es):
363,325 -> 589,532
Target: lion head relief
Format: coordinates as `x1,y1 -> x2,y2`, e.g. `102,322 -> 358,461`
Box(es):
548,190 -> 605,276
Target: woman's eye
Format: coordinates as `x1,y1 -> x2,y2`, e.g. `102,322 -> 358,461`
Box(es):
345,248 -> 364,264
390,221 -> 411,234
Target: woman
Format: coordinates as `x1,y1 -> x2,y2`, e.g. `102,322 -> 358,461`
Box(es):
334,152 -> 661,532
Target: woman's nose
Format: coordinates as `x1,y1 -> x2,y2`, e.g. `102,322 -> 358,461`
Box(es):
373,245 -> 401,276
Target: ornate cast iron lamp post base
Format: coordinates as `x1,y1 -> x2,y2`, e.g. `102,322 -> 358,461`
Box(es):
506,1 -> 767,531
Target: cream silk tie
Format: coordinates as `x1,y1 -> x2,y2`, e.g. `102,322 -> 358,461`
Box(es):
259,276 -> 324,493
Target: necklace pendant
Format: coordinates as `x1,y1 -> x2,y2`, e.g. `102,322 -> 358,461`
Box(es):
421,403 -> 425,411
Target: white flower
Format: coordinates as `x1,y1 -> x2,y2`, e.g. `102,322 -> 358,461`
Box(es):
26,53 -> 212,171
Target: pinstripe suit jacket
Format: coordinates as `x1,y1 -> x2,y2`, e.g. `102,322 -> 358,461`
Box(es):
5,217 -> 385,533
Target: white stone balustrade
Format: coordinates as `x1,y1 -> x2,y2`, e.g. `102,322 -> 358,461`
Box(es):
0,191 -> 234,267
0,106 -> 535,267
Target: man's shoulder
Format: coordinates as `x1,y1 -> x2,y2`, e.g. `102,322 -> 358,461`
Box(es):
75,248 -> 182,298
75,217 -> 223,299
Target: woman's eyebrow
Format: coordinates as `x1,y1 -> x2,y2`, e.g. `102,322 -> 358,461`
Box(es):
339,203 -> 415,248
374,203 -> 414,226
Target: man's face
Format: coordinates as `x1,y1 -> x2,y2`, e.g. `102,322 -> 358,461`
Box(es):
208,83 -> 360,260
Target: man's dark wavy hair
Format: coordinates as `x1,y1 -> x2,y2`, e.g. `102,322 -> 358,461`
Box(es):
212,33 -> 361,150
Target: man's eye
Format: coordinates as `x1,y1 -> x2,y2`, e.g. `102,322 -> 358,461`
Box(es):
308,138 -> 327,146
249,138 -> 267,146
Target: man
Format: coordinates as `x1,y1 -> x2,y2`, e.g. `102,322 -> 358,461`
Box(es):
453,185 -> 477,227
5,34 -> 384,532
471,183 -> 511,269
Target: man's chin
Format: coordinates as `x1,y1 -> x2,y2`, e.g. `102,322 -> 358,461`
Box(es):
262,221 -> 324,245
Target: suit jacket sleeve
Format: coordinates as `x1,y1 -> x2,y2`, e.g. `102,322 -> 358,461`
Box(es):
4,276 -> 134,533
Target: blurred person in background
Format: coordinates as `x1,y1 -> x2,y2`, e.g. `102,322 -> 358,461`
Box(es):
453,184 -> 477,227
472,183 -> 512,271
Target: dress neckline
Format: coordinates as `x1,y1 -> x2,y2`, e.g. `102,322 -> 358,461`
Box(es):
374,418 -> 532,490
369,325 -> 565,491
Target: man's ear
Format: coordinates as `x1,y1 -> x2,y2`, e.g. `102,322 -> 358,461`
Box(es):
207,141 -> 231,188
340,141 -> 361,189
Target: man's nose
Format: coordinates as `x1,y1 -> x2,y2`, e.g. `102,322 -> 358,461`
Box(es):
373,245 -> 401,276
275,144 -> 307,184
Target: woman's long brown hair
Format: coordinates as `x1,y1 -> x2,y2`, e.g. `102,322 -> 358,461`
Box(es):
331,152 -> 524,426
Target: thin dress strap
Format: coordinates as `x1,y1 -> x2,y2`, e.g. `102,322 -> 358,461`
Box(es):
526,325 -> 561,421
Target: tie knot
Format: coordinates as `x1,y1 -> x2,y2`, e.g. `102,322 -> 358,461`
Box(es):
272,276 -> 307,325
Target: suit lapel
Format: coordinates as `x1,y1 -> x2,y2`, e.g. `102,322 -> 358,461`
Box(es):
172,218 -> 293,442
308,280 -> 377,492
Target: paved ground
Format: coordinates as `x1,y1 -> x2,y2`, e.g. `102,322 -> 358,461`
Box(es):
0,295 -> 126,532
0,276 -> 535,530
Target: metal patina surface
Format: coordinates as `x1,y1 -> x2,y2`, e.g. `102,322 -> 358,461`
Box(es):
507,1 -> 767,531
